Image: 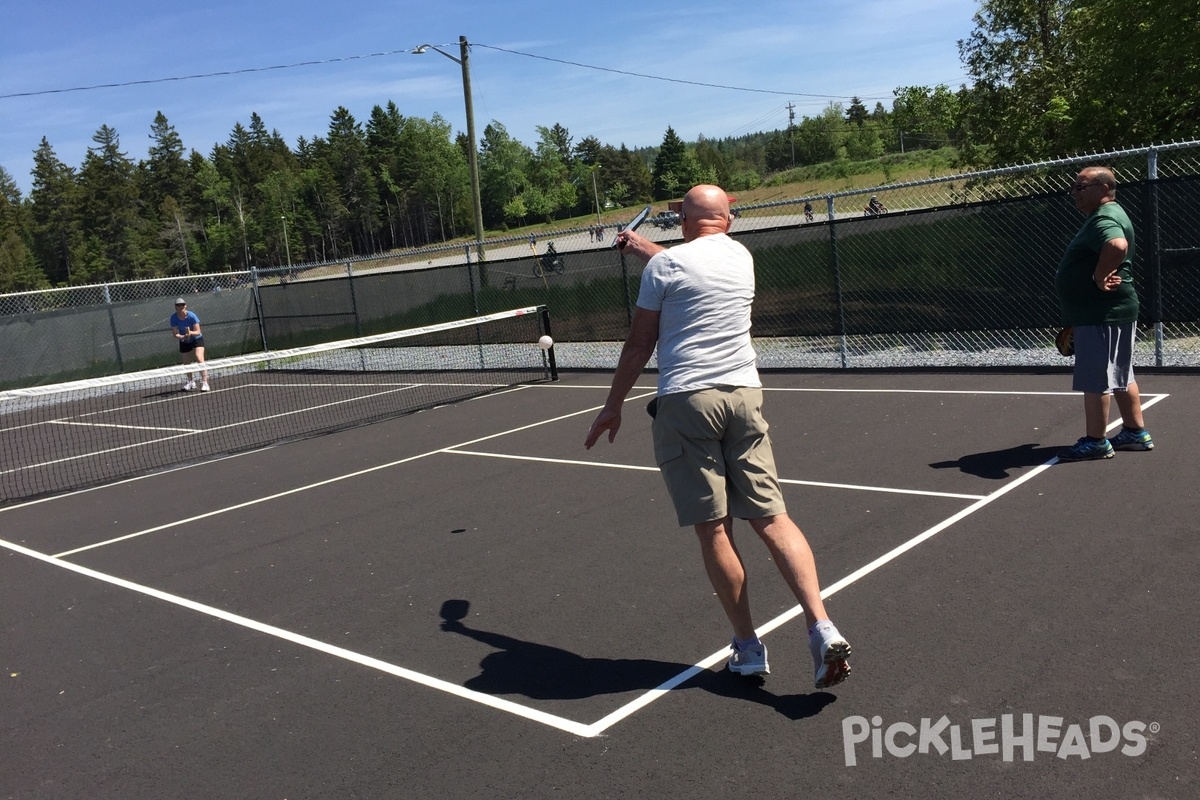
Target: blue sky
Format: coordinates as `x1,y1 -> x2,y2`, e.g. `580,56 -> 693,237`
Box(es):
1,0 -> 978,196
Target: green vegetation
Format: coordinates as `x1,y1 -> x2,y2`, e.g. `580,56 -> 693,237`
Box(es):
1,0 -> 1195,294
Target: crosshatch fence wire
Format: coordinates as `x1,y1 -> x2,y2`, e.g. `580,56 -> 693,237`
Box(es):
0,306 -> 555,505
3,141 -> 1199,384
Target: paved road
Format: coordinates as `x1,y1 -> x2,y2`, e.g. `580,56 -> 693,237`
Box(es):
289,207 -> 909,280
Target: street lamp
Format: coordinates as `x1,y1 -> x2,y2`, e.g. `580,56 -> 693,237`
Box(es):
412,36 -> 485,266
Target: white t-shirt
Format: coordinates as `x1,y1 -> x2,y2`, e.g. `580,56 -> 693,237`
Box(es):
635,233 -> 761,395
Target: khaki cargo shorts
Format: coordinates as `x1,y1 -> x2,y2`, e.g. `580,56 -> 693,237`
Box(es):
651,386 -> 787,527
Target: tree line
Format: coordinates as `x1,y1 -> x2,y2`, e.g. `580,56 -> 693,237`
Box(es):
1,0 -> 1194,292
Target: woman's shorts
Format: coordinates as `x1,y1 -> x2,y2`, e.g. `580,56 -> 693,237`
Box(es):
179,335 -> 205,354
651,386 -> 787,527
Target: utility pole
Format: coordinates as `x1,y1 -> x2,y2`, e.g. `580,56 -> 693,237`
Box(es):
591,166 -> 603,225
787,102 -> 796,168
280,215 -> 292,268
412,36 -> 487,279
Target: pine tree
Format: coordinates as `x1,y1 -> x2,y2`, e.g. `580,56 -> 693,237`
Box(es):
76,125 -> 144,280
28,138 -> 81,284
0,166 -> 47,291
651,127 -> 688,200
142,112 -> 193,275
325,106 -> 380,253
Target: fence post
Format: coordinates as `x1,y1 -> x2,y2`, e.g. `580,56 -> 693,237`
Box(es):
346,261 -> 363,337
465,247 -> 481,316
827,196 -> 849,368
250,267 -> 268,352
620,251 -> 634,328
1147,149 -> 1164,366
103,283 -> 124,372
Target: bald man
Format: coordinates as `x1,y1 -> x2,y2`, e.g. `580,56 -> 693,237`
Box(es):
1054,166 -> 1154,461
585,185 -> 852,689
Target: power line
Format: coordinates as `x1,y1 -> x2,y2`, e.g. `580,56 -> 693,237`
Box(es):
0,50 -> 413,100
1,35 -> 968,108
470,43 -> 852,101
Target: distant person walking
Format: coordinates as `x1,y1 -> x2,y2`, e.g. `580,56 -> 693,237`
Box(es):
170,298 -> 209,392
1054,166 -> 1153,460
585,184 -> 852,688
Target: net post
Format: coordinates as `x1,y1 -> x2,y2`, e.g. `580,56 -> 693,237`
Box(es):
539,305 -> 558,380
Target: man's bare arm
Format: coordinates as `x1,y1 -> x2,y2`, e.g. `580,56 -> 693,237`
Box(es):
584,307 -> 660,448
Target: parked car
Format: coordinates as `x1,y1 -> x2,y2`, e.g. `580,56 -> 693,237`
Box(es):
650,210 -> 681,229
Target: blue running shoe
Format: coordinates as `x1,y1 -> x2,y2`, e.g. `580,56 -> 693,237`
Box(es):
1110,427 -> 1154,451
1057,436 -> 1114,461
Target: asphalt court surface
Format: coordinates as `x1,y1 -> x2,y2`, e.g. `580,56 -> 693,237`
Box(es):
3,369 -> 1197,799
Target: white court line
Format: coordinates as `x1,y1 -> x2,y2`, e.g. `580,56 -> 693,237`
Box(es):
2,384 -> 426,478
445,449 -> 985,501
765,388 -> 1088,395
50,393 -> 654,558
779,477 -> 983,500
0,536 -> 594,738
0,384 -> 543,516
4,390 -> 1168,739
534,383 -> 1168,400
50,420 -> 202,434
582,392 -> 1170,736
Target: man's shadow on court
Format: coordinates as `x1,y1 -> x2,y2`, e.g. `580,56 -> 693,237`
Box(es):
438,599 -> 836,721
930,443 -> 1059,479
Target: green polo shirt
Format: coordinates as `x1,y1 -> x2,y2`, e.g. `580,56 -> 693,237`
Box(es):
1054,201 -> 1138,325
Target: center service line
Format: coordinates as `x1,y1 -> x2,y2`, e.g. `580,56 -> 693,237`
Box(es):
444,449 -> 985,500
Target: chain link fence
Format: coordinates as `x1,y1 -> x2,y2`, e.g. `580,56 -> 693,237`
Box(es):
4,142 -> 1199,387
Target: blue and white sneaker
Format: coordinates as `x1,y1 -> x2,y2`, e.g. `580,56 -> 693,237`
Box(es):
1110,427 -> 1154,451
1057,436 -> 1114,462
727,639 -> 769,676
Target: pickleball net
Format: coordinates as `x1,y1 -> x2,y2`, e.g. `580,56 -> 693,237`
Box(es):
1,305 -> 556,504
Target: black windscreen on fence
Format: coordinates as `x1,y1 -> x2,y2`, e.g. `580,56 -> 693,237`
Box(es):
4,174 -> 1198,388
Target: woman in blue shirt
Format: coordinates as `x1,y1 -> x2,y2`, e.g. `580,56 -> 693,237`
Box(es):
169,298 -> 210,391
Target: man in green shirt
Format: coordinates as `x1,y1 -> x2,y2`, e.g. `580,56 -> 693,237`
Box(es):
1054,166 -> 1154,461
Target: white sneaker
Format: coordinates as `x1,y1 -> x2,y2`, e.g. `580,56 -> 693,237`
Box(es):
182,380 -> 196,392
200,381 -> 210,392
727,639 -> 770,676
809,622 -> 852,689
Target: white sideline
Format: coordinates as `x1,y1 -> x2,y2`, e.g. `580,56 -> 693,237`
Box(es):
0,536 -> 594,738
0,389 -> 1169,739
